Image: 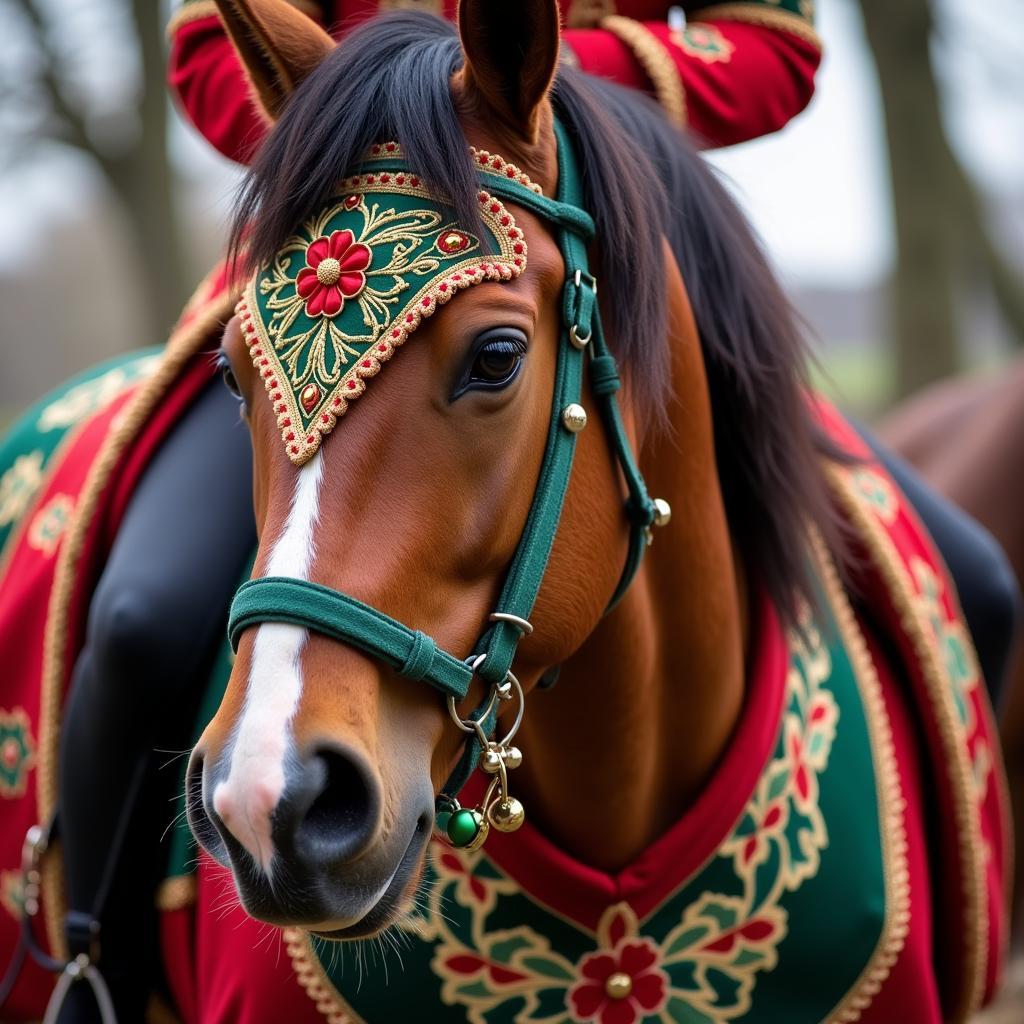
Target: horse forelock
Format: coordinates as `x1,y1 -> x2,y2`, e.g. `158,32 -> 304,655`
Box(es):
229,10 -> 847,622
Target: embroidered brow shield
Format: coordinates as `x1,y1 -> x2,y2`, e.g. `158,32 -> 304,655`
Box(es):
236,153 -> 530,465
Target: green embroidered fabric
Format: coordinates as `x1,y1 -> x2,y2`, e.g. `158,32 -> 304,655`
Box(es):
289,568 -> 897,1024
240,167 -> 526,465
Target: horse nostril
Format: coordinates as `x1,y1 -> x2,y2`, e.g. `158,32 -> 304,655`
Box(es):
289,745 -> 380,866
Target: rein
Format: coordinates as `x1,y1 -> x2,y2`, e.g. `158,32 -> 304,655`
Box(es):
227,121 -> 669,849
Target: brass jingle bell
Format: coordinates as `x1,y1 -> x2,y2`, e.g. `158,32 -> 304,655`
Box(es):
464,817 -> 491,852
502,746 -> 523,770
489,797 -> 525,833
480,749 -> 502,774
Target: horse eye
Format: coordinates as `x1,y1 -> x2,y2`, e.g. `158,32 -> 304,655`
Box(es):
216,352 -> 244,401
458,329 -> 527,398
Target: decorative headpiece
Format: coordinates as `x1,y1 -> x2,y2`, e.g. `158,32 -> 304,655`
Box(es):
236,145 -> 535,464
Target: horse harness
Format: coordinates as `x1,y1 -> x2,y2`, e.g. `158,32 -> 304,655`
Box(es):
227,121 -> 670,850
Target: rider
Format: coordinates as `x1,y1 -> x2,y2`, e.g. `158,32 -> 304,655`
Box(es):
167,0 -> 824,159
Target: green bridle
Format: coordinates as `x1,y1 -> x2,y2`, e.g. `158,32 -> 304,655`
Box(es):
227,121 -> 668,849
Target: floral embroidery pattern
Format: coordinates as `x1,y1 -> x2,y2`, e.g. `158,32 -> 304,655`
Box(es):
569,914 -> 668,1024
296,230 -> 372,317
243,155 -> 528,465
27,493 -> 74,557
0,707 -> 35,797
407,615 -> 839,1024
36,356 -> 161,432
851,468 -> 898,524
1,869 -> 23,923
0,452 -> 44,527
670,24 -> 735,64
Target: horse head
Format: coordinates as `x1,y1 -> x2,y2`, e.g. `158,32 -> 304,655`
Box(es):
186,0 -> 652,937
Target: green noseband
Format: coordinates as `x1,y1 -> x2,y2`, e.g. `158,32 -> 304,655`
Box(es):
227,121 -> 664,851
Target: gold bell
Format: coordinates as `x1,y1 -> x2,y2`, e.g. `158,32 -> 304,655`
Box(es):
489,797 -> 525,833
464,817 -> 490,852
561,403 -> 587,434
652,497 -> 672,527
503,746 -> 523,770
480,749 -> 502,774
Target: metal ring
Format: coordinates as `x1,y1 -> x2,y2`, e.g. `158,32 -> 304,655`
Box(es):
447,686 -> 499,735
568,324 -> 591,349
573,268 -> 597,294
488,612 -> 534,635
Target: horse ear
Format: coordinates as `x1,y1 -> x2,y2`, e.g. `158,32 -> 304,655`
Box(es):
457,0 -> 561,144
213,0 -> 335,121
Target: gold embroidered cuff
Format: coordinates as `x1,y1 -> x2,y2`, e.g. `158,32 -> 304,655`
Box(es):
600,16 -> 686,129
687,3 -> 823,50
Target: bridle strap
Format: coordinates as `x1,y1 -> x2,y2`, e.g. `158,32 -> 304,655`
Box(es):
229,577 -> 474,699
226,119 -> 657,801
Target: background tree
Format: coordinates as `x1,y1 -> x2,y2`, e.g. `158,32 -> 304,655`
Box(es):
8,0 -> 188,341
859,0 -> 1024,397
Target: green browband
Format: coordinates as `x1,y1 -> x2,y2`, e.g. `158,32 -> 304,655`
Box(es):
227,120 -> 658,844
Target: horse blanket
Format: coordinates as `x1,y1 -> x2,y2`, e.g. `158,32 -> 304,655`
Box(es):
0,272 -> 1011,1023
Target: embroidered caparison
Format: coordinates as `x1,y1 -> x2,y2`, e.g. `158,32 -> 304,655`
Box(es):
237,149 -> 530,465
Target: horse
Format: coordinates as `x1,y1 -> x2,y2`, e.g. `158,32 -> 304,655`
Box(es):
0,1 -> 1012,1022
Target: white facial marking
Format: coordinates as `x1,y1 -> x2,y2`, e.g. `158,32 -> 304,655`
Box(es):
212,450 -> 323,874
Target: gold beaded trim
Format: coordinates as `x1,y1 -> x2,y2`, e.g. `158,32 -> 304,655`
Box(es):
600,16 -> 686,129
285,928 -> 363,1024
688,4 -> 823,51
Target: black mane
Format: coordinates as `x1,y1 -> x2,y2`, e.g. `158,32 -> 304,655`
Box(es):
231,13 -> 844,622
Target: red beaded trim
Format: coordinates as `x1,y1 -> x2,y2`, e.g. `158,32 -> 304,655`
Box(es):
240,178 -> 527,465
367,141 -> 544,196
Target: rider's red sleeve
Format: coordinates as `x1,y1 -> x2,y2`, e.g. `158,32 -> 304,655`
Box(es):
167,2 -> 330,164
563,4 -> 822,147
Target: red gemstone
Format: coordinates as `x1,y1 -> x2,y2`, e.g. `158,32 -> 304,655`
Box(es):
333,397 -> 342,406
410,176 -> 419,186
281,417 -> 291,426
386,142 -> 396,152
439,283 -> 448,291
361,359 -> 372,368
321,414 -> 330,423
396,175 -> 405,185
285,431 -> 295,441
490,203 -> 500,213
347,381 -> 356,390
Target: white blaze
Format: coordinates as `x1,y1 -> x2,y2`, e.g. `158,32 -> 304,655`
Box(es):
212,451 -> 323,873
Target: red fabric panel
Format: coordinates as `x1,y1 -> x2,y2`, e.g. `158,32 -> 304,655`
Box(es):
189,856 -> 322,1024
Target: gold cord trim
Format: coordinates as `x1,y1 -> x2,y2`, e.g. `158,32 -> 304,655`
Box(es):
37,280 -> 237,959
600,16 -> 686,129
285,928 -> 364,1023
156,874 -> 198,912
687,4 -> 822,51
826,462 -> 989,1021
811,529 -> 911,1021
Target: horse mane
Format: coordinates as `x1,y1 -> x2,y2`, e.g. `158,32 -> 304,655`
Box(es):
230,12 -> 846,624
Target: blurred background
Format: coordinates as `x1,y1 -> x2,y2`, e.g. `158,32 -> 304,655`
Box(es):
0,0 -> 1021,427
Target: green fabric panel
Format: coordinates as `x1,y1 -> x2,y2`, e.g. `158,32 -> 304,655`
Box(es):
306,572 -> 890,1023
0,348 -> 162,558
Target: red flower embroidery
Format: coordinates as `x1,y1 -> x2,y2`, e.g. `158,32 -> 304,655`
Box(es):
569,939 -> 667,1024
296,229 -> 371,317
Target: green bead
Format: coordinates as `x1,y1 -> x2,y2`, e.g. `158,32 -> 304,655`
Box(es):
434,810 -> 452,835
447,808 -> 481,847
